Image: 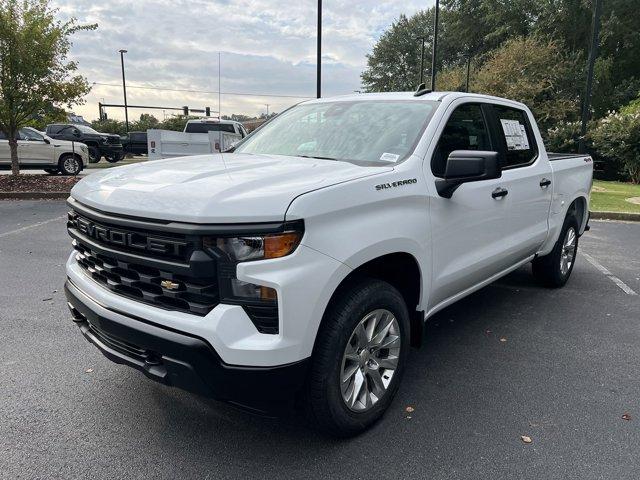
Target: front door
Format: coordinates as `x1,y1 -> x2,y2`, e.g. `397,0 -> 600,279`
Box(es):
19,129 -> 53,166
427,101 -> 513,309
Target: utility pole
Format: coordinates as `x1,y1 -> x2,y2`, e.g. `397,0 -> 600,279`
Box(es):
218,52 -> 222,118
265,104 -> 270,117
119,49 -> 129,132
317,0 -> 322,98
419,37 -> 426,85
579,0 -> 602,154
430,0 -> 440,91
465,55 -> 471,92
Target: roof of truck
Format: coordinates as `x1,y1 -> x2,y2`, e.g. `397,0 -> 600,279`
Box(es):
304,91 -> 528,109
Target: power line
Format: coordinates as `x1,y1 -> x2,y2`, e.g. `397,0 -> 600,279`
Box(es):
91,82 -> 313,99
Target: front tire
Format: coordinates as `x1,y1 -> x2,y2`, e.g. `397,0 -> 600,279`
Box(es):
532,214 -> 580,287
59,154 -> 82,175
87,146 -> 101,163
304,278 -> 410,437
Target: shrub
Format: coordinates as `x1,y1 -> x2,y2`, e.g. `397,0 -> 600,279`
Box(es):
590,109 -> 640,184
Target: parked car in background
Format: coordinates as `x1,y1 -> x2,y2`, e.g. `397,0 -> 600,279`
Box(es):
147,118 -> 247,160
0,127 -> 88,175
64,92 -> 593,436
46,124 -> 124,164
121,131 -> 147,156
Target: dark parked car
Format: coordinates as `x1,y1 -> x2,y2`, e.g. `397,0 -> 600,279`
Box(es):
121,131 -> 147,156
46,124 -> 124,163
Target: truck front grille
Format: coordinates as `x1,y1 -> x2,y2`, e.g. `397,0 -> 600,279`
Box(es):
73,241 -> 219,316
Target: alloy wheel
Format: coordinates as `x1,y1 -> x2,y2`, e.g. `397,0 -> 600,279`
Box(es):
340,309 -> 401,412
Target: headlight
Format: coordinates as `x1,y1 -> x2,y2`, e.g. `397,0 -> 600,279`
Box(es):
207,231 -> 302,262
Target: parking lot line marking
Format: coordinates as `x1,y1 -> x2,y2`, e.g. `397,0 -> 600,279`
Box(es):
582,252 -> 638,296
0,215 -> 66,239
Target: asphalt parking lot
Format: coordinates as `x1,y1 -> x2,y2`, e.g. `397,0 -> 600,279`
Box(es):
1,200 -> 639,480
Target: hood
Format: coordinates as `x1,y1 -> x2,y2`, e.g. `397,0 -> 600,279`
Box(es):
71,153 -> 392,223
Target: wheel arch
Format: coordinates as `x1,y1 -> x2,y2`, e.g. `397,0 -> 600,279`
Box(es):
317,252 -> 425,350
58,152 -> 84,173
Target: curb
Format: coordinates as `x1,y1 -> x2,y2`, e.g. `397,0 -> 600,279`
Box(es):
590,210 -> 640,222
0,192 -> 69,200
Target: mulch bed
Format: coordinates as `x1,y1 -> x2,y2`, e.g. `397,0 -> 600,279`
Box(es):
0,174 -> 81,193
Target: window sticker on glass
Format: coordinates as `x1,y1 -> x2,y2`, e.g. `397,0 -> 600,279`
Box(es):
500,119 -> 530,151
379,152 -> 400,163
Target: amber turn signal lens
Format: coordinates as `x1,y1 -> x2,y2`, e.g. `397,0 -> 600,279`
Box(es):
264,232 -> 301,259
260,286 -> 278,300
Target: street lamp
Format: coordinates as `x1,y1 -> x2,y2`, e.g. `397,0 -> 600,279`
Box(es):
579,0 -> 602,154
430,0 -> 440,91
418,36 -> 426,85
119,49 -> 129,133
317,0 -> 322,98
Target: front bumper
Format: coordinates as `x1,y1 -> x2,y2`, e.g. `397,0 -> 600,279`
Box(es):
65,279 -> 309,411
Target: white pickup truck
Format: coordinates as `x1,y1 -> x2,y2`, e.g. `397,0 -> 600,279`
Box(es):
147,118 -> 247,160
64,91 -> 593,436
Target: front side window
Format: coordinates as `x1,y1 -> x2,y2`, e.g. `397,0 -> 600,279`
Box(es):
235,100 -> 438,165
493,105 -> 537,168
431,103 -> 492,177
20,128 -> 44,141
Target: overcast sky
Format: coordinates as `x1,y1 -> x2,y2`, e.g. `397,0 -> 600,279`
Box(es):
53,0 -> 431,122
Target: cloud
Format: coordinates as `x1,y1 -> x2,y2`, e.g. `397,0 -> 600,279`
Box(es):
53,0 -> 431,121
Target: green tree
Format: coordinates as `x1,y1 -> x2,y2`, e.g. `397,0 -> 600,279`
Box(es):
0,0 -> 96,174
361,9 -> 456,92
91,118 -> 125,135
472,37 -> 582,130
131,113 -> 159,132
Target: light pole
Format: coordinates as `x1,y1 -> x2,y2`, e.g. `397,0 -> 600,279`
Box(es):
317,0 -> 322,98
119,49 -> 129,133
419,37 -> 426,85
265,104 -> 270,117
579,0 -> 602,154
430,0 -> 440,91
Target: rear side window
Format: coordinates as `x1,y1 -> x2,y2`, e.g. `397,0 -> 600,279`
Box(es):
131,133 -> 145,141
493,105 -> 537,168
185,123 -> 235,134
431,103 -> 492,177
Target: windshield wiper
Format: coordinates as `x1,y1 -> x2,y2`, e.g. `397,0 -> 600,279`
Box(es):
298,155 -> 338,161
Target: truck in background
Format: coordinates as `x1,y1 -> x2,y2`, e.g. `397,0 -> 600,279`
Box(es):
147,118 -> 247,160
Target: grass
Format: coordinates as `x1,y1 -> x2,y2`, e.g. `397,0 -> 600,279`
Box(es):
86,156 -> 148,169
590,180 -> 640,213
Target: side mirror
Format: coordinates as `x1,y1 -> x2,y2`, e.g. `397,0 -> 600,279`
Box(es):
43,137 -> 50,144
435,150 -> 501,198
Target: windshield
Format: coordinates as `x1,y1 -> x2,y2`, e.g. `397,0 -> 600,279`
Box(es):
235,100 -> 438,165
74,125 -> 100,134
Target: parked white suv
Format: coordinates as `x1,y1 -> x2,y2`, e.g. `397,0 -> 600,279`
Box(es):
64,91 -> 593,436
0,127 -> 88,175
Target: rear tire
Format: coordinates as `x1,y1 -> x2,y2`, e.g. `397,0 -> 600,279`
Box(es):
44,168 -> 58,175
304,278 -> 410,437
59,154 -> 82,176
532,214 -> 580,288
106,152 -> 125,163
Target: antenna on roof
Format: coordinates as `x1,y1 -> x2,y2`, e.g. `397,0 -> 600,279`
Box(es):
414,83 -> 432,97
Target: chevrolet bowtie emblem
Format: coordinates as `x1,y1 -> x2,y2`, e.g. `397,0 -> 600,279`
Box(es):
160,280 -> 180,290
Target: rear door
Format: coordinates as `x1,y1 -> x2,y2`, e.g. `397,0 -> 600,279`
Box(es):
488,104 -> 552,262
427,101 -> 513,308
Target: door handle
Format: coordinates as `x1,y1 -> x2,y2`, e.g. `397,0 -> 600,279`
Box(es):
540,178 -> 551,188
492,187 -> 508,199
